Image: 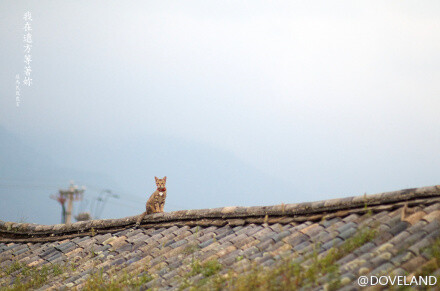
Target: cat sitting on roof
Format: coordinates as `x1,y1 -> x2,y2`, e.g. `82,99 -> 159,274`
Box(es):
135,176 -> 167,227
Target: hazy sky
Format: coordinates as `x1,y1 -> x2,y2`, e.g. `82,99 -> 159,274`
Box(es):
1,1 -> 440,223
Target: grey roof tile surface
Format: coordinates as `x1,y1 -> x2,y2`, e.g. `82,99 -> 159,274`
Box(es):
2,185 -> 440,290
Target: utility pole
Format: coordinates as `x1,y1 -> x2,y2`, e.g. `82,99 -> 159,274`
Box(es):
51,181 -> 85,224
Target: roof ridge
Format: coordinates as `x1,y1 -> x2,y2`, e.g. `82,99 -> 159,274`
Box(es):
1,185 -> 439,243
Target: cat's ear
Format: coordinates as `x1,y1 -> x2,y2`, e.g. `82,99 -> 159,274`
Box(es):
155,176 -> 158,181
163,176 -> 167,182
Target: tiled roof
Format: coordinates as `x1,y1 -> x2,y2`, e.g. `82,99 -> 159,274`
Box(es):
1,185 -> 440,290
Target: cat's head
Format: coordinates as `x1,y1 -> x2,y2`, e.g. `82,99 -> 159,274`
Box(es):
155,176 -> 167,189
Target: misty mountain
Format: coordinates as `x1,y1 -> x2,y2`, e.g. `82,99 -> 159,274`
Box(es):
0,127 -> 117,185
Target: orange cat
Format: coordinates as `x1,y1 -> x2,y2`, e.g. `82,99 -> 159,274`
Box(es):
135,176 -> 167,227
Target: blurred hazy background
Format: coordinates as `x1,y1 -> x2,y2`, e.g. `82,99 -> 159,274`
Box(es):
1,1 -> 439,224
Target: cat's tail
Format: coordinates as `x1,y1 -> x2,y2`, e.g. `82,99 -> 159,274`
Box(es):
135,211 -> 148,228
